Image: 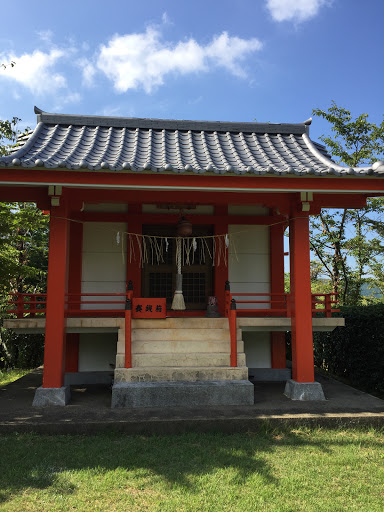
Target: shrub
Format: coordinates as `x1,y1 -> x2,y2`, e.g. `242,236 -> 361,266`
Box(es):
0,328 -> 44,370
313,305 -> 384,396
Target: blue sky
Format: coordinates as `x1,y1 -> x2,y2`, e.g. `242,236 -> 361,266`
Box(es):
1,0 -> 383,145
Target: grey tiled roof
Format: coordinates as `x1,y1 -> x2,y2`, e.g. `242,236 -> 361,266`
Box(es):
1,107 -> 383,176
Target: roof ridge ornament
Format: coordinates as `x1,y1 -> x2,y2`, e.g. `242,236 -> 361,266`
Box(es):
34,106 -> 44,114
304,118 -> 312,125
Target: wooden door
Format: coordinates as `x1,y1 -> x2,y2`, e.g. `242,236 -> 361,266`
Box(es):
142,225 -> 213,310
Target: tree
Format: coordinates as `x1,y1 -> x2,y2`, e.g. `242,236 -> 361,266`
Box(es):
0,119 -> 49,300
0,117 -> 48,370
0,117 -> 22,156
312,101 -> 384,166
310,102 -> 384,305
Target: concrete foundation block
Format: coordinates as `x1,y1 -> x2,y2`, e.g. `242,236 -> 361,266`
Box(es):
111,380 -> 254,408
114,366 -> 249,383
64,371 -> 113,386
32,386 -> 71,406
284,379 -> 326,401
116,352 -> 246,369
249,368 -> 292,382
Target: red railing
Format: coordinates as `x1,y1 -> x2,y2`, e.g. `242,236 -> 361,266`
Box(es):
7,292 -> 128,317
224,282 -> 340,368
224,289 -> 339,318
8,284 -> 340,372
7,293 -> 48,318
311,293 -> 340,318
8,283 -> 135,370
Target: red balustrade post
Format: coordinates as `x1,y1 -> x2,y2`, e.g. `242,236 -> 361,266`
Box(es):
229,298 -> 237,367
30,295 -> 36,318
224,280 -> 231,318
125,297 -> 132,368
286,294 -> 291,318
325,294 -> 332,318
16,293 -> 24,319
127,279 -> 134,302
311,295 -> 317,317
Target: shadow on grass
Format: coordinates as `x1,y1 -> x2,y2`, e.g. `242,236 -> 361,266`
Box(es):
0,427 -> 382,505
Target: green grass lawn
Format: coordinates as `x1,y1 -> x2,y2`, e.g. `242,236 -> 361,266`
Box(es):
0,368 -> 32,387
0,428 -> 383,511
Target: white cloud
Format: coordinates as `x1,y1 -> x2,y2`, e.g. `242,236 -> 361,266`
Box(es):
0,48 -> 67,94
36,30 -> 54,43
188,95 -> 203,105
76,57 -> 97,87
96,105 -> 123,117
60,91 -> 81,105
95,28 -> 262,93
52,91 -> 81,112
161,12 -> 172,25
266,0 -> 330,23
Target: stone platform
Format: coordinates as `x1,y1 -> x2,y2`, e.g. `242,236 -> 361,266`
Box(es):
1,369 -> 384,434
111,380 -> 254,408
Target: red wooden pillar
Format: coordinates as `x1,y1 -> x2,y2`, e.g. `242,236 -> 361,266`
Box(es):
42,200 -> 70,388
65,334 -> 80,373
289,210 -> 315,382
270,223 -> 286,369
65,220 -> 83,373
126,204 -> 142,295
214,205 -> 229,316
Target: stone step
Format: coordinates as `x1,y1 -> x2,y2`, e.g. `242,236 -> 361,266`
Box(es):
115,352 -> 246,368
130,328 -> 233,342
116,339 -> 244,354
114,365 -> 249,383
117,328 -> 242,343
132,318 -> 228,329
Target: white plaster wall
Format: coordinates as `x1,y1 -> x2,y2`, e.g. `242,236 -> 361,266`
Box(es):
81,222 -> 127,309
228,224 -> 271,367
242,331 -> 271,368
228,224 -> 270,308
78,333 -> 117,371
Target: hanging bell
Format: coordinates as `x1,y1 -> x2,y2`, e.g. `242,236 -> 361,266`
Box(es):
176,216 -> 192,237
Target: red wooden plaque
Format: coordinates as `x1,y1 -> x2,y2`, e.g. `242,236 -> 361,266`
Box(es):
132,298 -> 167,318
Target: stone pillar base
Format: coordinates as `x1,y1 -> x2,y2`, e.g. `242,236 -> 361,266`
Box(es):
111,380 -> 254,408
32,386 -> 71,406
284,379 -> 325,401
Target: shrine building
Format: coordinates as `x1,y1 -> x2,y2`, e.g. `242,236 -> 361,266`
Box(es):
1,106 -> 383,407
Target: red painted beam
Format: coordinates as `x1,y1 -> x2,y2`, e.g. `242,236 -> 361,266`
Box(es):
312,194 -> 368,209
74,211 -> 287,226
0,185 -> 48,202
2,168 -> 384,193
66,189 -> 294,210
